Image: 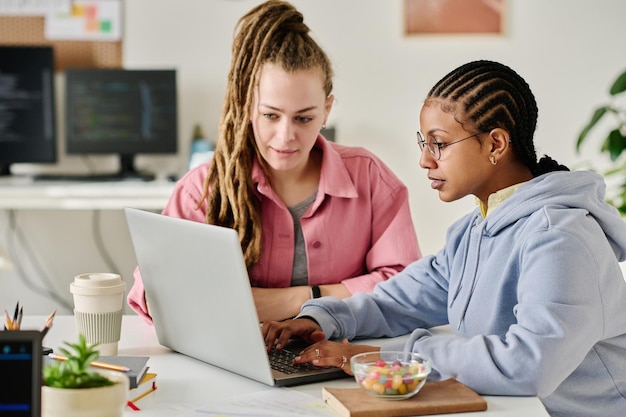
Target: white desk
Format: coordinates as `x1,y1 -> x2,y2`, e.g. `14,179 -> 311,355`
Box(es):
0,177 -> 175,210
25,315 -> 549,417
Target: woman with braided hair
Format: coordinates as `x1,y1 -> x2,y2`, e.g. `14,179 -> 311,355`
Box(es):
263,60 -> 626,416
127,0 -> 420,323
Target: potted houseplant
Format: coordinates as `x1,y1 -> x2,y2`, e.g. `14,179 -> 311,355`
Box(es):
42,334 -> 129,417
576,68 -> 626,215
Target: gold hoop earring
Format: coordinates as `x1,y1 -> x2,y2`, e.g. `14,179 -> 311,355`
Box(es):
490,155 -> 497,166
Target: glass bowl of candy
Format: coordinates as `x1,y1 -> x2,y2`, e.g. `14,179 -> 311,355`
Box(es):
350,351 -> 431,400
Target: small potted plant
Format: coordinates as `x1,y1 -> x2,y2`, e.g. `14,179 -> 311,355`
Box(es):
576,68 -> 626,215
42,334 -> 129,417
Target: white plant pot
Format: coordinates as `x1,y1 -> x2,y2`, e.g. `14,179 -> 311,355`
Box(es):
42,369 -> 129,417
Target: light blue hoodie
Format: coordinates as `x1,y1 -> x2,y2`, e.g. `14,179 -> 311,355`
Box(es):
299,171 -> 626,417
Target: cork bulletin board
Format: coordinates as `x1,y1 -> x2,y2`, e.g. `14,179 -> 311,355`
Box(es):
0,15 -> 122,71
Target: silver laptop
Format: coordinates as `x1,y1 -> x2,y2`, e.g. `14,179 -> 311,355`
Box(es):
124,207 -> 347,386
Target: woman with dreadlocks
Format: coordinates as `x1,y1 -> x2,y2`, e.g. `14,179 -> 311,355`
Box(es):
127,0 -> 420,323
262,60 -> 626,416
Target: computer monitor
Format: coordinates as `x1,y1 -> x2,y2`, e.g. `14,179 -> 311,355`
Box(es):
0,46 -> 57,176
0,330 -> 42,417
64,68 -> 178,180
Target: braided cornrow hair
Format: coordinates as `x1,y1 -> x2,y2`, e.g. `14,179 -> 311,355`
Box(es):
201,0 -> 333,269
428,60 -> 569,176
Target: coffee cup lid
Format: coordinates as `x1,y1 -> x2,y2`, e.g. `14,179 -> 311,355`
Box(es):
70,273 -> 126,296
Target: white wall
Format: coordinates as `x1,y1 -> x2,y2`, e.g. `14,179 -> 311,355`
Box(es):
122,0 -> 626,254
2,0 -> 626,314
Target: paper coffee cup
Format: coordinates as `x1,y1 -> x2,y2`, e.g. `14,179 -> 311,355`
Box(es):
70,273 -> 126,356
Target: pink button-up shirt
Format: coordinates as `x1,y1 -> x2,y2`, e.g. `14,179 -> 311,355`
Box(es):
127,137 -> 421,322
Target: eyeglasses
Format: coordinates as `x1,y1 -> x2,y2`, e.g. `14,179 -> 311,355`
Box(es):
417,131 -> 484,160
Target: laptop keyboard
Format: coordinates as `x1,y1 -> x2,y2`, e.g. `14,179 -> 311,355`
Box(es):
269,347 -> 316,374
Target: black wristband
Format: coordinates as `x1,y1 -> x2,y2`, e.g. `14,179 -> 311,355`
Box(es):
310,285 -> 321,299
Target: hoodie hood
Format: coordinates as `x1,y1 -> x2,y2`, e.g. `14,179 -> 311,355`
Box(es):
485,170 -> 626,262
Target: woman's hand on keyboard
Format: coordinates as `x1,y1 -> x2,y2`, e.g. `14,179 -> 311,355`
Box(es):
262,317 -> 325,351
296,339 -> 380,375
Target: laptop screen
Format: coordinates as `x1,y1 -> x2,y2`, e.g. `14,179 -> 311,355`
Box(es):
0,331 -> 42,417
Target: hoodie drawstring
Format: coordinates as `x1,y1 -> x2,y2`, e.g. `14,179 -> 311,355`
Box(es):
457,220 -> 486,330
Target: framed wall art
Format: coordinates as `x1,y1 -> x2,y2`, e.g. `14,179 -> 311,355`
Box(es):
405,0 -> 505,35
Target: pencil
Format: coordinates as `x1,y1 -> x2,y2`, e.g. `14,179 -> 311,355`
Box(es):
47,353 -> 130,372
16,306 -> 23,330
45,309 -> 57,323
40,309 -> 57,338
12,301 -> 19,324
4,310 -> 13,330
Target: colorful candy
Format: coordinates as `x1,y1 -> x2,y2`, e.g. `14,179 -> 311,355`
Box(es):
353,357 -> 430,398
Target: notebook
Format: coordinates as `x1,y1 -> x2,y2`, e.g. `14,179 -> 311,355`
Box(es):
124,207 -> 347,387
0,330 -> 42,417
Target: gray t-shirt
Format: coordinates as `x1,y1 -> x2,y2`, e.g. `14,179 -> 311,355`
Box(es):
287,191 -> 317,286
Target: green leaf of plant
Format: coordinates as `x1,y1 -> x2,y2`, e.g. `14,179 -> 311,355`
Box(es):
577,106 -> 609,150
84,351 -> 99,367
58,345 -> 73,356
602,128 -> 626,161
604,159 -> 626,176
609,70 -> 626,95
42,334 -> 113,389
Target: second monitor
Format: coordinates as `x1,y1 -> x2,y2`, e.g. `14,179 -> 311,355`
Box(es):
64,68 -> 178,181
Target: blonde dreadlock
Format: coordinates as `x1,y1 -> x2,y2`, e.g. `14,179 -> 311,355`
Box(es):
201,0 -> 334,269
